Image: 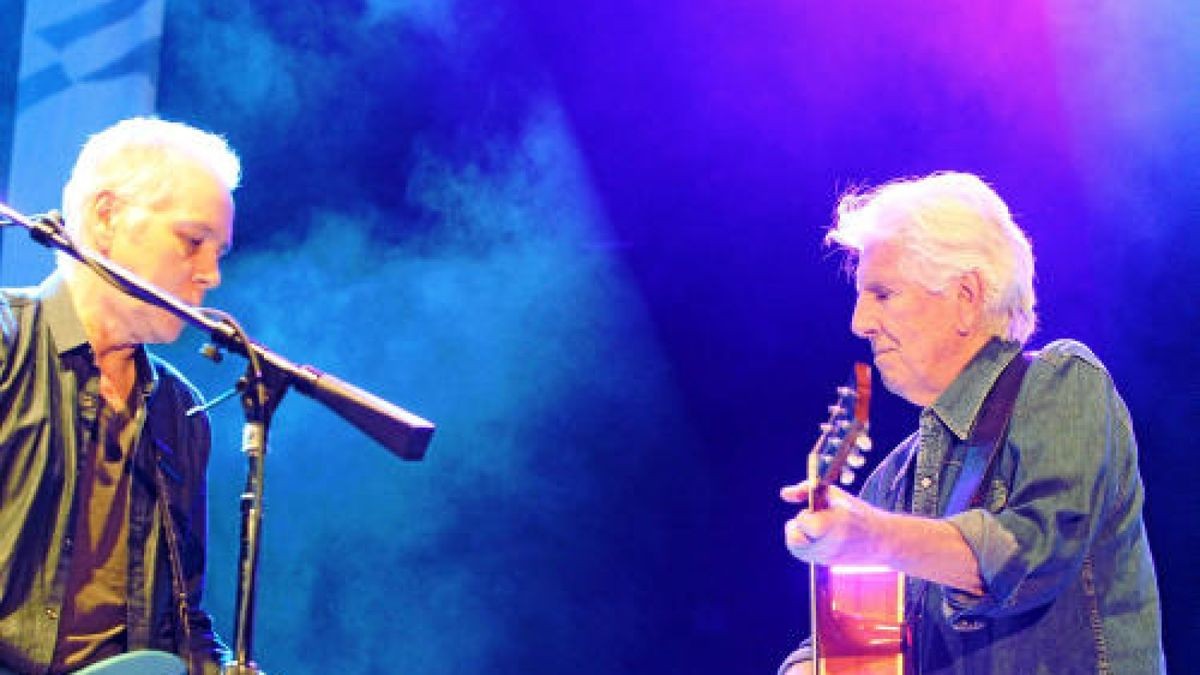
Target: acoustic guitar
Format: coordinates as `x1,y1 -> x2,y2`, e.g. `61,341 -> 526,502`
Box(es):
806,363 -> 908,675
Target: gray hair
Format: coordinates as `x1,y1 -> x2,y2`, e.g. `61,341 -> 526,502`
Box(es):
826,171 -> 1037,343
61,117 -> 241,240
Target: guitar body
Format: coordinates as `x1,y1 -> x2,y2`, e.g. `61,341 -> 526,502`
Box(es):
75,650 -> 187,675
812,564 -> 907,675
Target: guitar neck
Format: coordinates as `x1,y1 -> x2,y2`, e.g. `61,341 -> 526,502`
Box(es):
806,448 -> 828,511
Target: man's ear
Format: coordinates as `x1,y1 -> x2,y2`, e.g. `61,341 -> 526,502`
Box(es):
955,270 -> 985,335
87,191 -> 119,254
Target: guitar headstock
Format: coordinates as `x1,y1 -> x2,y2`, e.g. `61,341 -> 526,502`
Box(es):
807,363 -> 873,508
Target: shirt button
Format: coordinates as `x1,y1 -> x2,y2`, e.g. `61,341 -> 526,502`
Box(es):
919,476 -> 933,489
953,618 -> 985,631
63,537 -> 73,551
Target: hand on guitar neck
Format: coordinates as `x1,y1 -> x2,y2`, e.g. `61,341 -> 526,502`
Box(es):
781,479 -> 984,595
783,362 -> 910,571
781,480 -> 897,567
782,362 -> 983,599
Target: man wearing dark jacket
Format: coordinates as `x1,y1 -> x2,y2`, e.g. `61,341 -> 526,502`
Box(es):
0,117 -> 240,674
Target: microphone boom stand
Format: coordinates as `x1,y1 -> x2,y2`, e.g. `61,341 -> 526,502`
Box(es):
0,204 -> 435,673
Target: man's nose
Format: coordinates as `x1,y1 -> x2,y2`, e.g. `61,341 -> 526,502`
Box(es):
193,254 -> 221,291
850,296 -> 872,338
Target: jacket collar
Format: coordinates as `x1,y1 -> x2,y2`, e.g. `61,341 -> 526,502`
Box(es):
928,337 -> 1023,441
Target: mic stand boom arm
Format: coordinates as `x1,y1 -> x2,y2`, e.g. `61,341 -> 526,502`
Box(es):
0,204 -> 435,460
0,204 -> 435,672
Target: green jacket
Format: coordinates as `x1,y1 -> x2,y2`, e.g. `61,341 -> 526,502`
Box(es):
0,276 -> 229,674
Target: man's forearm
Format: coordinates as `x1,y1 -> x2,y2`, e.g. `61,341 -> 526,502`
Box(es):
875,510 -> 983,595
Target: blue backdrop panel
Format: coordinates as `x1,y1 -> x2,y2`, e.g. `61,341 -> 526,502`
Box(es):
2,0 -> 163,285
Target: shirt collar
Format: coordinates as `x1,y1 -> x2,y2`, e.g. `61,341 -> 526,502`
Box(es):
928,337 -> 1023,441
38,273 -> 159,399
39,274 -> 89,356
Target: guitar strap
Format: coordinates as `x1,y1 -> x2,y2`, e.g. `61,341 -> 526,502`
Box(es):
942,350 -> 1032,516
145,398 -> 200,675
907,350 -> 1032,674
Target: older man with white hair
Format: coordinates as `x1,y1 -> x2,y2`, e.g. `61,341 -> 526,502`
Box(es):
779,172 -> 1164,674
0,117 -> 239,674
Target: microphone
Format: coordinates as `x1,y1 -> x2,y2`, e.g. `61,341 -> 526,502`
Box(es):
0,209 -> 67,248
33,209 -> 64,227
0,208 -> 61,228
25,210 -> 68,247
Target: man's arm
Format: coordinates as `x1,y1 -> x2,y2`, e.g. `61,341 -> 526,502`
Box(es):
182,413 -> 233,671
782,662 -> 812,675
784,342 -> 1136,623
778,640 -> 815,675
781,481 -> 983,595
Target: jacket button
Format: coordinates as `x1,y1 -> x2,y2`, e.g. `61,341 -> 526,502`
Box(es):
45,607 -> 58,620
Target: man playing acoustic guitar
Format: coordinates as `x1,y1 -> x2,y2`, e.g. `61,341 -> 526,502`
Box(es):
780,172 -> 1164,674
0,118 -> 238,674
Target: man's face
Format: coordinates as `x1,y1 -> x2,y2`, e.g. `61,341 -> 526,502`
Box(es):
850,239 -> 966,407
100,159 -> 234,344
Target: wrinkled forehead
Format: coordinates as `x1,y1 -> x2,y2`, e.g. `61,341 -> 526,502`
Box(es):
148,159 -> 236,239
853,237 -> 907,288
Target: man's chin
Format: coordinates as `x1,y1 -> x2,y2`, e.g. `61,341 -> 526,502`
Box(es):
145,317 -> 187,344
877,371 -> 914,404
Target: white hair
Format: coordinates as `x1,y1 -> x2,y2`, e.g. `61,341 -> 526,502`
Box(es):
61,116 -> 241,240
826,171 -> 1037,343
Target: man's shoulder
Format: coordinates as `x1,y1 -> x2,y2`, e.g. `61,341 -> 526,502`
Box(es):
1,283 -> 52,314
0,286 -> 44,356
1022,338 -> 1123,410
1029,338 -> 1109,376
0,286 -> 39,301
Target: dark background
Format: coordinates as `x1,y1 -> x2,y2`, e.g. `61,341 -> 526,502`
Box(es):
3,1 -> 1198,672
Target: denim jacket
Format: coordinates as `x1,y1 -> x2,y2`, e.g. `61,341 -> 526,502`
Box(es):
781,338 -> 1165,674
0,277 -> 230,674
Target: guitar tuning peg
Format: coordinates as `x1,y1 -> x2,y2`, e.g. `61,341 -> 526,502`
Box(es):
847,452 -> 865,469
836,386 -> 855,398
827,438 -> 842,449
827,404 -> 845,417
856,435 -> 873,452
819,422 -> 833,434
839,468 -> 856,485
